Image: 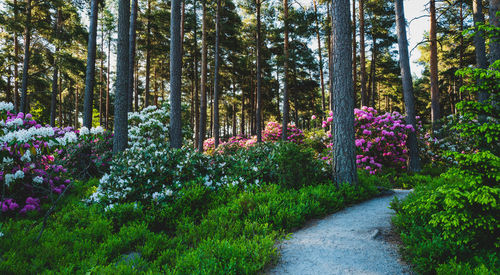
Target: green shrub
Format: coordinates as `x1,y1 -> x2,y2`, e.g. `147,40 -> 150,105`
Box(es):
391,173 -> 499,274
0,175 -> 380,274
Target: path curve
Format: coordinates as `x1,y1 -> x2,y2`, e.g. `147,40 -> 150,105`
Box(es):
268,189 -> 412,275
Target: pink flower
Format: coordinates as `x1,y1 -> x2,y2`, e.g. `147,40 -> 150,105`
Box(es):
311,115 -> 317,120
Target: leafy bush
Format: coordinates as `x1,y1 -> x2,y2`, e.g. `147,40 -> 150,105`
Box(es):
391,172 -> 499,274
57,127 -> 113,179
316,107 -> 421,173
0,105 -> 71,214
0,175 -> 380,274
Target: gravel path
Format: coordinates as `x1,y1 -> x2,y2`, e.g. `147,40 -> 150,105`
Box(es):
268,189 -> 412,275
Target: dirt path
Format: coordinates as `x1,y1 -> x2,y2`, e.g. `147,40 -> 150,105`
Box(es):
268,189 -> 412,275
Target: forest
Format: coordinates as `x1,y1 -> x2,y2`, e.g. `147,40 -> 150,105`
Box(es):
0,0 -> 499,274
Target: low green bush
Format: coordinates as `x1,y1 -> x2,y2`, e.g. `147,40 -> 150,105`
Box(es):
0,175 -> 380,274
391,172 -> 499,274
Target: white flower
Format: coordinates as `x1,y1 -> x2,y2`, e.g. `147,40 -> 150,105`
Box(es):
2,157 -> 13,164
33,176 -> 44,184
79,127 -> 90,136
0,102 -> 14,112
90,126 -> 104,135
0,231 -> 4,237
20,151 -> 31,162
14,170 -> 24,179
5,174 -> 14,186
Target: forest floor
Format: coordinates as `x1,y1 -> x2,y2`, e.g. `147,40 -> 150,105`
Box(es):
267,189 -> 413,275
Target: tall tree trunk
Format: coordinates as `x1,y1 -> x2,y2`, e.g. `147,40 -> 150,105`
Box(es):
352,0 -> 357,103
213,0 -> 221,147
75,85 -> 79,129
193,0 -> 199,148
240,77 -> 245,136
395,0 -> 421,172
359,0 -> 367,107
100,15 -> 104,125
13,0 -> 19,112
83,0 -> 99,128
20,0 -> 31,114
331,0 -> 357,185
198,0 -> 208,151
134,59 -> 139,111
170,0 -> 183,148
489,0 -> 500,64
58,76 -> 62,126
145,0 -> 151,107
106,28 -> 111,129
50,9 -> 60,127
282,0 -> 290,141
232,80 -> 237,135
429,0 -> 440,129
113,0 -> 131,153
50,58 -> 59,126
256,0 -> 262,142
128,0 -> 138,112
369,39 -> 376,107
473,0 -> 489,125
313,0 -> 326,118
459,2 -> 464,101
181,0 -> 186,54
327,2 -> 332,112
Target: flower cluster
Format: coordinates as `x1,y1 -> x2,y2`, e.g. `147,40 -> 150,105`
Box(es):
262,121 -> 305,144
318,106 -> 421,173
0,108 -> 71,214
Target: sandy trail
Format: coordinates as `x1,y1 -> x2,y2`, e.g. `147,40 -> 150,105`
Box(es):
268,189 -> 412,275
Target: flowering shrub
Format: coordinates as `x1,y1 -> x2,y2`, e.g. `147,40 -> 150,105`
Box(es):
128,104 -> 171,149
0,103 -> 70,214
262,121 -> 305,144
57,126 -> 113,179
317,107 -> 420,173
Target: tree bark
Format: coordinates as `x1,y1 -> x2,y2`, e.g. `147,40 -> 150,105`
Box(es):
213,0 -> 221,147
75,85 -> 79,129
170,0 -> 183,148
144,0 -> 151,107
352,0 -> 357,105
106,26 -> 111,129
369,39 -> 376,107
282,0 -> 290,141
83,0 -> 99,128
100,14 -> 104,125
330,0 -> 357,185
113,0 -> 131,153
50,9 -> 60,127
20,0 -> 31,114
490,0 -> 500,64
429,0 -> 440,130
128,0 -> 138,112
395,0 -> 421,172
359,0 -> 367,107
256,0 -> 262,142
198,0 -> 208,151
13,0 -> 19,113
313,0 -> 326,118
193,0 -> 199,148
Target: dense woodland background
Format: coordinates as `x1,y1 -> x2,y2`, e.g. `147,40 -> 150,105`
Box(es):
0,0 -> 496,140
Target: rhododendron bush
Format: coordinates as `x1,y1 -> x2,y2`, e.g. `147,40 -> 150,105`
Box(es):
0,102 -> 111,214
0,103 -> 69,214
203,122 -> 305,154
316,106 -> 421,173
